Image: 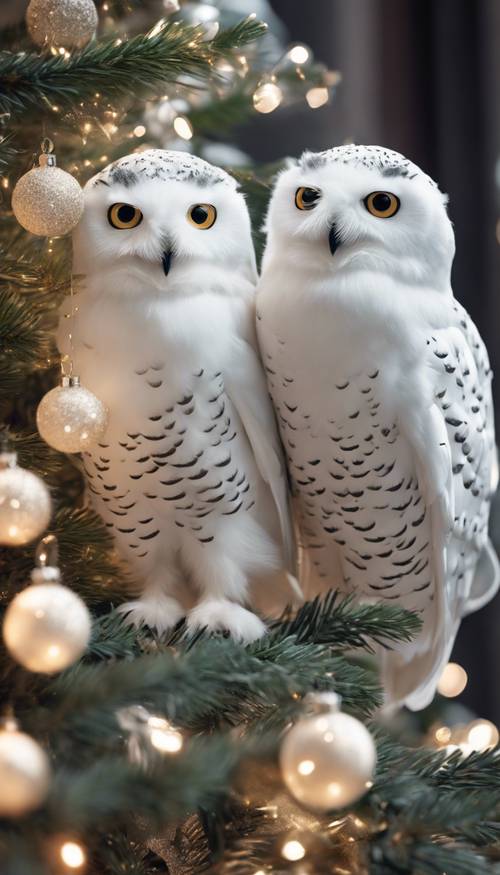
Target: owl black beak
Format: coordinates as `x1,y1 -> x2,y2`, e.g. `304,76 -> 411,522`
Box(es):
329,223 -> 342,256
162,250 -> 172,276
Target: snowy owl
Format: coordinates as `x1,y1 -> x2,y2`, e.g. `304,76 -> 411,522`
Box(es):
58,149 -> 294,642
256,145 -> 499,708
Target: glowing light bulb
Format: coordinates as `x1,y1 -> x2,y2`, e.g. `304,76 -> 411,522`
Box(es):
133,125 -> 146,138
306,87 -> 329,109
253,83 -> 283,114
148,717 -> 183,753
281,840 -> 306,862
173,116 -> 193,140
437,662 -> 468,698
288,45 -> 309,64
467,720 -> 499,750
435,725 -> 452,744
60,841 -> 86,869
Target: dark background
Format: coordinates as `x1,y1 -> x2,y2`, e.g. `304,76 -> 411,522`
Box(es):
241,0 -> 500,722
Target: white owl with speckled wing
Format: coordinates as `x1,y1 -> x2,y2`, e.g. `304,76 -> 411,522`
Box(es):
256,145 -> 499,709
57,149 -> 295,642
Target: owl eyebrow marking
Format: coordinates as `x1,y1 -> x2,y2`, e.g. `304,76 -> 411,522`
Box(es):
381,165 -> 409,178
109,167 -> 138,187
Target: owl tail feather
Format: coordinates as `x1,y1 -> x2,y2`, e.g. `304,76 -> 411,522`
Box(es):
382,538 -> 499,712
381,622 -> 459,712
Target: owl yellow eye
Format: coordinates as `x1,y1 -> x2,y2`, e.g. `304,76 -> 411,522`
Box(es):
364,191 -> 400,218
108,203 -> 143,229
187,203 -> 217,229
295,187 -> 321,210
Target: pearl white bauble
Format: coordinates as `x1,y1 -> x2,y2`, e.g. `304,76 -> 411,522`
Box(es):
0,455 -> 51,546
280,695 -> 376,812
0,727 -> 51,816
26,0 -> 98,49
37,381 -> 108,453
3,580 -> 91,673
12,164 -> 84,237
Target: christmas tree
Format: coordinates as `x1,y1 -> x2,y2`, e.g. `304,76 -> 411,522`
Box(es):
1,3 -> 500,874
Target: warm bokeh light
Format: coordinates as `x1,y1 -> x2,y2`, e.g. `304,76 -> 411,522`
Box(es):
253,82 -> 283,114
148,717 -> 183,753
173,116 -> 193,140
467,720 -> 499,751
437,662 -> 468,698
306,86 -> 329,109
288,44 -> 309,64
281,840 -> 306,862
435,725 -> 452,744
60,841 -> 86,869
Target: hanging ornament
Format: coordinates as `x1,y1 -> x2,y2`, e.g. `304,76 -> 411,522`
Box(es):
12,139 -> 84,237
26,0 -> 98,50
0,718 -> 51,817
37,360 -> 108,454
162,0 -> 180,14
3,535 -> 91,673
0,451 -> 51,546
280,693 -> 376,812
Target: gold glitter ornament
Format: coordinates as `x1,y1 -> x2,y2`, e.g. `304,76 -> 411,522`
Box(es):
37,374 -> 108,453
0,452 -> 51,546
26,0 -> 98,49
3,536 -> 92,673
12,144 -> 84,237
0,719 -> 51,817
280,693 -> 376,813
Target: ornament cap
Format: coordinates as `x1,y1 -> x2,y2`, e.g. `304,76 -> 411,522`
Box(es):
303,691 -> 341,715
61,374 -> 81,388
35,533 -> 59,569
39,153 -> 57,168
31,566 -> 61,584
0,451 -> 17,471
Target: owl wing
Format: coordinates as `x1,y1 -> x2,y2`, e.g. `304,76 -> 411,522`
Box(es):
391,303 -> 499,709
224,329 -> 296,576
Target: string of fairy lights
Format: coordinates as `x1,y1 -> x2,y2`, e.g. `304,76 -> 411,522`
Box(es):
0,1 -> 499,871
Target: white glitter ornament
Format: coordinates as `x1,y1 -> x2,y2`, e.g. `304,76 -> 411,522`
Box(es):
3,536 -> 92,673
0,452 -> 51,546
0,719 -> 51,817
12,143 -> 84,237
26,0 -> 98,49
37,374 -> 108,453
280,693 -> 376,812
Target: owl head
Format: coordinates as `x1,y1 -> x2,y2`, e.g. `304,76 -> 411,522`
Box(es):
263,145 -> 455,291
73,149 -> 257,289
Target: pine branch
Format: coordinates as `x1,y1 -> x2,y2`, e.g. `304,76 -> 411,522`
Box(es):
50,507 -> 133,604
0,18 -> 267,117
41,635 -> 376,748
269,590 -> 422,651
87,613 -> 139,661
0,286 -> 50,395
47,737 -> 241,832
